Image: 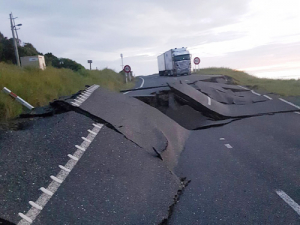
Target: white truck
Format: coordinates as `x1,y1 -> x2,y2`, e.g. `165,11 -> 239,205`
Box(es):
157,47 -> 191,76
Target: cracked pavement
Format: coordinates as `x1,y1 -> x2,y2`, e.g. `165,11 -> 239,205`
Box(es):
1,74 -> 300,224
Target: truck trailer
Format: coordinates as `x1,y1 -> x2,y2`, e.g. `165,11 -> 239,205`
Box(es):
157,47 -> 191,76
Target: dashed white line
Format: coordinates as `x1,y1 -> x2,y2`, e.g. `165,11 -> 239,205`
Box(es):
224,144 -> 233,149
17,123 -> 104,225
81,137 -> 91,143
276,190 -> 300,216
75,145 -> 86,151
207,97 -> 211,106
29,201 -> 43,210
237,85 -> 249,90
279,98 -> 300,109
68,154 -> 79,161
18,213 -> 33,223
263,95 -> 272,100
50,175 -> 63,184
294,112 -> 300,115
59,165 -> 71,172
88,129 -> 97,135
39,187 -> 53,196
251,90 -> 261,96
71,84 -> 99,107
220,138 -> 225,140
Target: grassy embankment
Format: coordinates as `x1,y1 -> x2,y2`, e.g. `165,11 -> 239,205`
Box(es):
196,67 -> 300,96
0,62 -> 134,120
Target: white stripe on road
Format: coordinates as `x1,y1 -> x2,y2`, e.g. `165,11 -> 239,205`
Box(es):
220,138 -> 225,140
224,144 -> 233,149
17,123 -> 103,225
279,98 -> 300,109
263,95 -> 272,100
251,90 -> 261,96
237,85 -> 249,90
276,190 -> 300,216
294,112 -> 300,115
123,77 -> 145,95
207,97 -> 211,106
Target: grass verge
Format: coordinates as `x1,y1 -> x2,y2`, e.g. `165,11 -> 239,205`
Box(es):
0,62 -> 134,120
195,67 -> 300,96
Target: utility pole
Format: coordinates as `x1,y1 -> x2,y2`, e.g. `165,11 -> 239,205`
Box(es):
9,13 -> 20,66
12,17 -> 20,45
120,53 -> 124,70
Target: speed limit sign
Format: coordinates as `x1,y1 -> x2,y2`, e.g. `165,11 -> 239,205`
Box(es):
194,57 -> 200,65
123,65 -> 131,73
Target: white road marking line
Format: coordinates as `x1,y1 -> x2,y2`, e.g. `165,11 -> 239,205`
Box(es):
251,90 -> 261,96
263,95 -> 272,100
71,102 -> 80,107
18,123 -> 104,225
59,165 -> 71,172
93,123 -> 103,129
225,144 -> 233,149
123,77 -> 145,95
74,99 -> 83,103
75,145 -> 86,152
39,187 -> 53,196
276,190 -> 300,216
279,98 -> 300,109
50,175 -> 63,184
18,213 -> 33,223
139,77 -> 145,88
88,129 -> 97,135
185,80 -> 189,82
220,138 -> 225,140
29,201 -> 43,210
68,154 -> 79,161
294,112 -> 300,115
82,137 -> 91,143
237,85 -> 249,90
207,97 -> 211,106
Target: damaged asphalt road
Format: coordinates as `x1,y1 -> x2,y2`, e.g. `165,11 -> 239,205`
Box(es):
1,74 -> 300,224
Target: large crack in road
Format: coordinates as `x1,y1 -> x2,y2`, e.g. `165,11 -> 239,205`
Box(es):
1,74 -> 300,224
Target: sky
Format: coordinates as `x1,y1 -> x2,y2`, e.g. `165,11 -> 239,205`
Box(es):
1,0 -> 300,79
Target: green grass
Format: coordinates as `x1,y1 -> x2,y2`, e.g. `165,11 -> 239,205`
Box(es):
0,62 -> 134,120
195,67 -> 300,96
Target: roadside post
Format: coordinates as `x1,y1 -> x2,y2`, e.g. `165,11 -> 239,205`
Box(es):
123,65 -> 131,83
194,57 -> 200,72
87,60 -> 92,70
2,87 -> 34,110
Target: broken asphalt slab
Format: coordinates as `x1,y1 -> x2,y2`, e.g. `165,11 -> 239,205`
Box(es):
0,112 -> 184,225
60,87 -> 190,169
168,81 -> 298,118
33,126 -> 182,225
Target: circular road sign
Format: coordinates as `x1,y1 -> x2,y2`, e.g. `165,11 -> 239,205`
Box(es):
194,57 -> 200,65
123,65 -> 131,73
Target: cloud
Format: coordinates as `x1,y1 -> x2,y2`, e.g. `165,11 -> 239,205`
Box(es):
0,0 -> 299,78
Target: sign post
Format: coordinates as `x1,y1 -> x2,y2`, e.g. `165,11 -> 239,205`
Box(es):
123,65 -> 131,83
193,57 -> 200,72
87,60 -> 92,70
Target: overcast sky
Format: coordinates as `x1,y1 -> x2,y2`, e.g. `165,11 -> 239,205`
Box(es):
1,0 -> 299,78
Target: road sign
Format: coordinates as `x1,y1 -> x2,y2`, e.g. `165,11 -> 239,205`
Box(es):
194,57 -> 200,65
87,60 -> 92,63
123,65 -> 131,73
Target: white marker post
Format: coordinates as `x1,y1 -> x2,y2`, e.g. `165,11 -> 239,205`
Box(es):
2,87 -> 34,110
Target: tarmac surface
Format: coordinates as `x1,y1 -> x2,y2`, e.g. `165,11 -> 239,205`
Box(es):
1,73 -> 300,224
